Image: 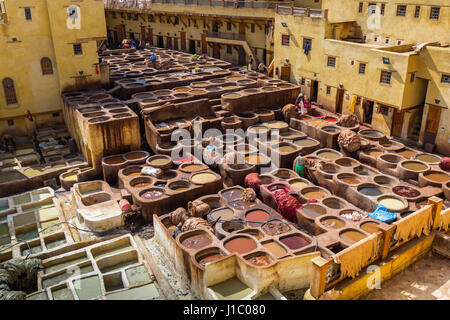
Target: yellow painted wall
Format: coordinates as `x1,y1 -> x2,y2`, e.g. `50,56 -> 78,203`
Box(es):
0,0 -> 106,137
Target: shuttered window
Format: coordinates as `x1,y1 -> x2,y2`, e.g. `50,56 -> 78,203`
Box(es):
3,78 -> 18,105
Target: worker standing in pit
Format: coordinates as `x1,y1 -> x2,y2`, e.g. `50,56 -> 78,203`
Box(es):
294,155 -> 305,177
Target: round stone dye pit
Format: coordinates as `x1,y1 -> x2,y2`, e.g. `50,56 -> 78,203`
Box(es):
224,237 -> 257,255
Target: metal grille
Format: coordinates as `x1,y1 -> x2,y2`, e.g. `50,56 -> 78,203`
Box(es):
430,7 -> 440,20
396,5 -> 406,16
380,71 -> 391,84
2,78 -> 17,105
327,56 -> 336,68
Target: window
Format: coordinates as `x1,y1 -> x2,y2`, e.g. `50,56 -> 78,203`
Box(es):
327,56 -> 336,68
358,2 -> 363,13
7,120 -> 14,126
356,97 -> 361,105
73,44 -> 82,55
227,45 -> 232,54
363,35 -> 367,41
430,7 -> 440,20
281,35 -> 290,46
24,8 -> 32,20
381,4 -> 385,15
120,13 -> 124,19
414,6 -> 420,18
385,38 -> 390,44
380,106 -> 389,115
174,17 -> 179,25
441,74 -> 450,84
359,63 -> 366,74
326,86 -> 331,95
303,38 -> 312,52
227,22 -> 231,31
148,15 -> 154,22
396,5 -> 406,16
127,13 -> 133,20
134,14 -> 138,21
112,12 -> 116,19
410,73 -> 415,82
368,3 -> 376,14
52,112 -> 59,117
251,24 -> 255,33
301,78 -> 305,86
374,36 -> 378,42
41,58 -> 53,75
2,78 -> 18,105
380,71 -> 391,84
397,40 -> 403,45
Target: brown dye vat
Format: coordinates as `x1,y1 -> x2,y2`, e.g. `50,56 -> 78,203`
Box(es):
416,154 -> 440,163
104,156 -> 125,165
317,151 -> 340,160
308,120 -> 328,127
221,189 -> 243,202
262,241 -> 287,258
246,255 -> 272,267
424,172 -> 449,183
174,87 -> 190,92
279,235 -> 310,250
245,155 -> 268,164
210,208 -> 235,221
396,149 -> 416,159
365,149 -> 383,158
182,164 -> 204,172
303,190 -> 326,199
321,217 -> 345,229
290,181 -> 308,190
262,221 -> 290,236
246,210 -> 270,223
360,221 -> 380,234
133,182 -> 152,188
225,237 -> 257,254
301,204 -> 326,219
198,253 -> 223,266
277,145 -> 296,153
148,158 -> 169,166
191,172 -> 216,184
181,234 -> 211,250
393,186 -> 420,198
293,138 -> 317,147
141,190 -> 164,200
125,152 -> 146,160
340,230 -> 366,244
341,177 -> 361,184
402,161 -> 427,171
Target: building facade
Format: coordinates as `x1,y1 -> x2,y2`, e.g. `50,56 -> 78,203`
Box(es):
273,1 -> 449,155
0,0 -> 106,137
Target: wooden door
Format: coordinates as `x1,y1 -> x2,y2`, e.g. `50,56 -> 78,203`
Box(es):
148,28 -> 153,45
239,22 -> 245,38
424,105 -> 441,144
174,38 -> 179,50
280,64 -> 290,81
391,109 -> 404,137
336,88 -> 344,114
116,24 -> 124,42
180,31 -> 186,51
201,33 -> 207,54
213,43 -> 220,59
141,26 -> 146,41
166,37 -> 172,49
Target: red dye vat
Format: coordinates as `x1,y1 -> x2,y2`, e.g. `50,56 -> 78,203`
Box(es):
279,235 -> 310,250
225,237 -> 257,254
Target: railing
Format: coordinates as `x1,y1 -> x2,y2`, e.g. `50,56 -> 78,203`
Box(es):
105,0 -> 293,10
276,5 -> 324,18
207,31 -> 244,41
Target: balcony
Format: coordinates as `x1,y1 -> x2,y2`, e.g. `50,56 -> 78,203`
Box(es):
276,5 -> 325,18
207,31 -> 245,41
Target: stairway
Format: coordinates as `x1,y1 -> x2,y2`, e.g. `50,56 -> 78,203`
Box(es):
406,123 -> 421,147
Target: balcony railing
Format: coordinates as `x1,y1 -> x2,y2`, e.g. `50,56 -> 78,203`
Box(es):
207,31 -> 245,41
276,5 -> 324,18
105,0 -> 292,10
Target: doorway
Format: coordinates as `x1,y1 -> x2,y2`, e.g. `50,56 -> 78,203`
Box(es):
423,105 -> 441,145
311,81 -> 319,102
364,100 -> 374,124
391,109 -> 404,137
180,32 -> 186,51
238,47 -> 246,66
213,43 -> 220,59
189,40 -> 196,54
336,88 -> 344,114
158,36 -> 164,48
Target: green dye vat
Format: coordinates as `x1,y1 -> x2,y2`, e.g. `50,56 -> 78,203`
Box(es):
255,292 -> 276,300
32,192 -> 52,202
80,189 -> 102,196
45,255 -> 89,274
13,193 -> 31,205
24,166 -> 46,178
0,171 -> 24,183
46,237 -> 66,250
209,278 -> 253,300
16,228 -> 39,241
100,258 -> 139,274
13,212 -> 36,227
73,275 -> 102,300
0,223 -> 9,236
105,283 -> 160,300
43,265 -> 94,289
38,206 -> 59,221
0,204 -> 9,212
125,265 -> 151,286
22,243 -> 43,256
52,287 -> 74,300
23,203 -> 53,213
93,242 -> 133,260
40,219 -> 61,235
26,291 -> 49,300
